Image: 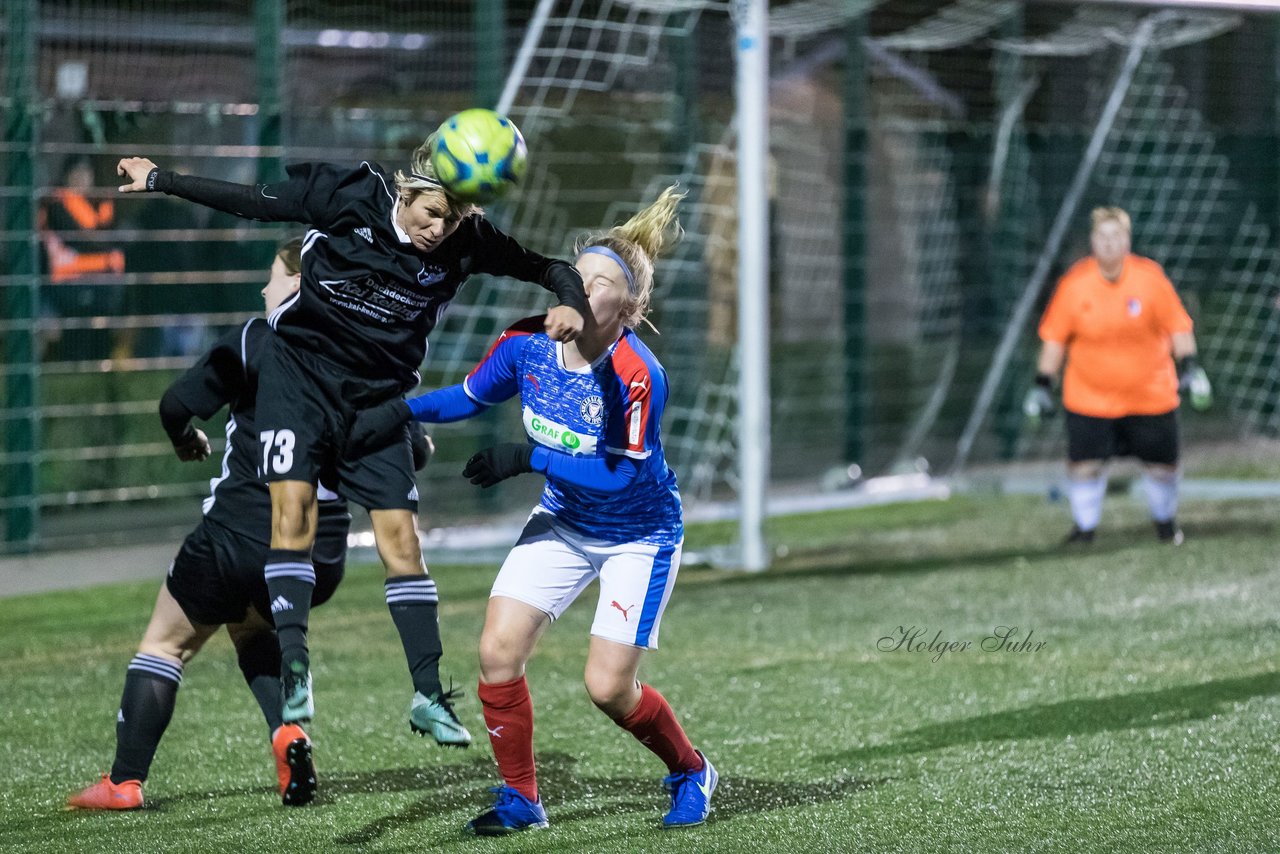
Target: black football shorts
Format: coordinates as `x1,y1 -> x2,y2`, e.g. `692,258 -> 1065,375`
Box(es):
1065,408 -> 1179,465
166,516 -> 346,626
256,334 -> 419,512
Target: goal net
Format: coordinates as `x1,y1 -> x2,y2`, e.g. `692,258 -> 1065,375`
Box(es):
2,0 -> 1277,552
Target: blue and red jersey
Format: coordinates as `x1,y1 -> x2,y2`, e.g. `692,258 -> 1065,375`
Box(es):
463,317 -> 682,545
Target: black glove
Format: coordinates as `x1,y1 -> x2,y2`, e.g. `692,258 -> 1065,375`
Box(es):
347,399 -> 412,458
1022,373 -> 1056,422
409,428 -> 435,472
462,443 -> 535,488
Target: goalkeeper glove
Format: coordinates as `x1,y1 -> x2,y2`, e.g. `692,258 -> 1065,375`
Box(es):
1177,356 -> 1212,411
1022,373 -> 1056,423
463,443 -> 535,488
346,399 -> 412,458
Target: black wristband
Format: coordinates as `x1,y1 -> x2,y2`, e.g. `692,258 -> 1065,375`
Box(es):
1034,373 -> 1053,390
542,260 -> 588,315
146,167 -> 162,192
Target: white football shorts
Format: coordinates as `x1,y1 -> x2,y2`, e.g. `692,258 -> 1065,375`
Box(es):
490,508 -> 682,650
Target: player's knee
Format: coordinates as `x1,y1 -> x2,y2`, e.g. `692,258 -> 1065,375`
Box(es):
137,641 -> 197,665
583,670 -> 634,719
478,631 -> 526,682
380,537 -> 423,576
1069,460 -> 1104,480
374,517 -> 422,573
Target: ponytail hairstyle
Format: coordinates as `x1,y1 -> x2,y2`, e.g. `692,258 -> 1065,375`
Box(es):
574,184 -> 685,329
276,237 -> 304,276
393,133 -> 481,218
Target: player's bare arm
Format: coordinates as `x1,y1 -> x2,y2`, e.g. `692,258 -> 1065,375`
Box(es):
1170,330 -> 1197,360
1036,340 -> 1066,378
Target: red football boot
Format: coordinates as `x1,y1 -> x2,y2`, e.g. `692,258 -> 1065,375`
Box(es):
271,723 -> 316,806
67,774 -> 143,810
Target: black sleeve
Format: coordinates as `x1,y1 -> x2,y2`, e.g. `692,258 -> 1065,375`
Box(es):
158,387 -> 198,444
148,161 -> 363,227
467,216 -> 552,280
467,218 -> 587,315
541,259 -> 588,316
159,327 -> 248,441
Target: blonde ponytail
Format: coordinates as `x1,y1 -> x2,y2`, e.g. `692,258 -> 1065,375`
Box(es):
574,184 -> 685,329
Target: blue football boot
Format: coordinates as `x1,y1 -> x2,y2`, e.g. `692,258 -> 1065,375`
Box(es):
464,785 -> 549,836
662,751 -> 717,828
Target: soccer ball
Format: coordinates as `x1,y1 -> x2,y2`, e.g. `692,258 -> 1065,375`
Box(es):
430,109 -> 528,204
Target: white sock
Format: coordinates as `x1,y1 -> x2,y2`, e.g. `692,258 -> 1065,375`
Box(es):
1141,471 -> 1179,523
1067,476 -> 1107,531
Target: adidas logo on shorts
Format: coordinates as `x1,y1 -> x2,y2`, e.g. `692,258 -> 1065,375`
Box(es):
355,227 -> 373,243
270,596 -> 294,614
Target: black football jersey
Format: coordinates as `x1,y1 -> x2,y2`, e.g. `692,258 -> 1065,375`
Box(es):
170,161 -> 558,390
164,318 -> 350,546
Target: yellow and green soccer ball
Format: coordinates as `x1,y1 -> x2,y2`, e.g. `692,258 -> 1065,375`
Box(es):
430,108 -> 528,204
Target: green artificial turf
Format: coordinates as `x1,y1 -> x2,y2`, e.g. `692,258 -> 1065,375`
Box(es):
1,495 -> 1277,852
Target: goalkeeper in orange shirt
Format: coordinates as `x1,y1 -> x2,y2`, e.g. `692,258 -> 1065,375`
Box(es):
1024,207 -> 1212,545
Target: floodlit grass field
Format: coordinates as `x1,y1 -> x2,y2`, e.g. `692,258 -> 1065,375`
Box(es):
2,494 -> 1278,852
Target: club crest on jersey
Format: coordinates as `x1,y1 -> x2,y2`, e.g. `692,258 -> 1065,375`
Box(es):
1127,297 -> 1142,317
580,394 -> 604,426
417,264 -> 447,286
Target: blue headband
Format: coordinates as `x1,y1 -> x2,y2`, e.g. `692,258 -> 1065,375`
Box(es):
578,246 -> 636,296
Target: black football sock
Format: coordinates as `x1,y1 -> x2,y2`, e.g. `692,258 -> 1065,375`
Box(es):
385,575 -> 443,698
264,548 -> 315,672
110,654 -> 183,784
236,629 -> 284,734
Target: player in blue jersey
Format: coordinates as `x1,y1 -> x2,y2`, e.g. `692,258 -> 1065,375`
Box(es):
69,240 -> 381,810
117,139 -> 587,742
347,186 -> 716,834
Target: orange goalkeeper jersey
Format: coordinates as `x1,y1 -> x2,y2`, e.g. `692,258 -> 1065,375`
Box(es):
1038,254 -> 1193,418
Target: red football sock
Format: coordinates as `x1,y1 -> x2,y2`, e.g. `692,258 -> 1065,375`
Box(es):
617,684 -> 702,774
477,675 -> 538,802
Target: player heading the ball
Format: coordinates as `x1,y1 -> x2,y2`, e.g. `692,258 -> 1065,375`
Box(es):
431,108 -> 528,204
